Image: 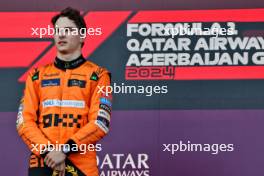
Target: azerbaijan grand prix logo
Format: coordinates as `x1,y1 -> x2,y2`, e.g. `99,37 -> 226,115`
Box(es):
125,9 -> 264,80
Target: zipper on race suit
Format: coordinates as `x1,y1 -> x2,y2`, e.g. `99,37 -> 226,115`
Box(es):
59,69 -> 72,143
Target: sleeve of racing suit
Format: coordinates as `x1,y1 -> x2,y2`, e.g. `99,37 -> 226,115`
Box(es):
16,69 -> 50,157
66,70 -> 112,150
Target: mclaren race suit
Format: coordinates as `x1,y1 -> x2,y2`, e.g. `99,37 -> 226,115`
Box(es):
16,55 -> 112,176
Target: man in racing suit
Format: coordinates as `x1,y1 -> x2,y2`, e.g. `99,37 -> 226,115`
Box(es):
16,7 -> 112,176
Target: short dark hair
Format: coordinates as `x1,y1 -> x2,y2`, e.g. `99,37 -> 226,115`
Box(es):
52,7 -> 86,46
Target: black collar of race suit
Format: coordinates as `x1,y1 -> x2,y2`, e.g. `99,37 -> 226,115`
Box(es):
54,55 -> 86,70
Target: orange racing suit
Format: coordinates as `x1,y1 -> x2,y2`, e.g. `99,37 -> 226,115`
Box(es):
16,55 -> 112,176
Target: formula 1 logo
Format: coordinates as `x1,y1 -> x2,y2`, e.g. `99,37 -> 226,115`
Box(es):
0,11 -> 131,82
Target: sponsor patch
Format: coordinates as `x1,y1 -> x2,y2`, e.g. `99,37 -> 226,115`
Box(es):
97,116 -> 110,128
71,73 -> 86,77
68,79 -> 86,88
41,79 -> 60,87
90,72 -> 99,81
43,73 -> 60,77
98,109 -> 110,121
16,103 -> 24,129
100,97 -> 112,107
99,104 -> 111,114
95,120 -> 109,133
43,114 -> 81,128
42,99 -> 85,108
32,71 -> 39,81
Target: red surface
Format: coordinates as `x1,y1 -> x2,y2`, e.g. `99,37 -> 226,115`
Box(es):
0,12 -> 57,38
82,11 -> 131,57
0,42 -> 51,67
129,9 -> 264,23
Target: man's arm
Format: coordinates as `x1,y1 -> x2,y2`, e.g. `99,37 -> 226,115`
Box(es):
65,69 -> 112,152
16,69 -> 50,156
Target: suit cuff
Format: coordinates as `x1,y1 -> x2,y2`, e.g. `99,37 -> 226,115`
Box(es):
64,139 -> 78,156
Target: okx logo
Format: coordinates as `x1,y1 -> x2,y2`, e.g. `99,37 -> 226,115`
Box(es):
43,114 -> 82,128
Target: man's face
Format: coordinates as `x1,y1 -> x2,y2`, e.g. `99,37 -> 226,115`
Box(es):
54,17 -> 84,54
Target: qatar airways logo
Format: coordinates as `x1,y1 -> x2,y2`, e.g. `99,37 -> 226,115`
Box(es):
97,153 -> 150,176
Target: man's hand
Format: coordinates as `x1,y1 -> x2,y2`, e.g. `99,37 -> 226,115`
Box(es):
54,162 -> 66,176
44,151 -> 66,169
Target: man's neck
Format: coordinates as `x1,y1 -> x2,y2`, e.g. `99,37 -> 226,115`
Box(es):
57,50 -> 82,62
